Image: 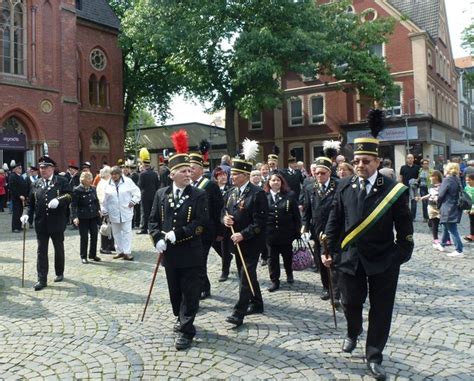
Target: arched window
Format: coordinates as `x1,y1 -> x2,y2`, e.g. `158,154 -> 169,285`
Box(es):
89,74 -> 98,106
99,76 -> 108,107
0,0 -> 26,75
0,115 -> 26,134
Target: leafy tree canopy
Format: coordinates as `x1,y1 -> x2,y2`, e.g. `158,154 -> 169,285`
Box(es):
120,0 -> 397,153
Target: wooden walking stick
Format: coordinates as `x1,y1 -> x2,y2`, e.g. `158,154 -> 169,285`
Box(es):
225,211 -> 255,297
21,200 -> 27,288
141,251 -> 164,322
319,232 -> 338,329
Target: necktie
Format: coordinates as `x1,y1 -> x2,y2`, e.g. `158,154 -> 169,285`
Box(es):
357,179 -> 369,217
322,184 -> 326,193
175,189 -> 181,203
45,179 -> 49,189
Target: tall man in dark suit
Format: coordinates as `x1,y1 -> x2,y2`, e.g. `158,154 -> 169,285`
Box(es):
324,136 -> 414,380
189,153 -> 224,300
137,157 -> 160,234
223,154 -> 268,327
301,156 -> 340,302
9,162 -> 29,232
149,150 -> 209,350
283,157 -> 304,200
21,156 -> 72,291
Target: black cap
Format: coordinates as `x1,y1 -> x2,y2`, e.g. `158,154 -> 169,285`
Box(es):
10,162 -> 22,170
288,156 -> 296,163
82,161 -> 92,169
38,156 -> 56,167
231,156 -> 253,174
189,153 -> 204,167
169,153 -> 190,171
30,166 -> 39,171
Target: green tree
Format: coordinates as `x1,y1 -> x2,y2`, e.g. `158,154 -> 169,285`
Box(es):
136,0 -> 397,154
461,23 -> 474,86
108,0 -> 180,131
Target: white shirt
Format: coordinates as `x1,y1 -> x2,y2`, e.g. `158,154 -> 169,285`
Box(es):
239,181 -> 250,196
172,183 -> 186,198
359,171 -> 378,194
192,176 -> 203,187
270,189 -> 278,202
319,179 -> 330,191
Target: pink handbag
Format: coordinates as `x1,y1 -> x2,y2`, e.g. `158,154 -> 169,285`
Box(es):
292,239 -> 314,271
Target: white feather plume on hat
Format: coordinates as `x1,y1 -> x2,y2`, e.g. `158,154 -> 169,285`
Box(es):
10,160 -> 16,168
241,138 -> 259,161
323,140 -> 341,159
3,163 -> 8,171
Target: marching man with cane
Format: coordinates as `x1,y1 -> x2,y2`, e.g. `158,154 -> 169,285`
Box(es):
223,139 -> 268,327
148,130 -> 209,350
324,110 -> 414,380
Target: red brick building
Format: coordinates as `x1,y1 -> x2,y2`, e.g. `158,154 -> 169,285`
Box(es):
237,0 -> 461,172
0,0 -> 123,173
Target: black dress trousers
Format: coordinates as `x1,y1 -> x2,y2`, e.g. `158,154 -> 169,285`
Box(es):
36,231 -> 65,283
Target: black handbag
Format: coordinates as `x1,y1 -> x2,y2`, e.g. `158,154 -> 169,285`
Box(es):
457,183 -> 472,211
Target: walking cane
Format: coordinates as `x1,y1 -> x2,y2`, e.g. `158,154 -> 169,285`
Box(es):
21,200 -> 27,288
319,232 -> 338,329
225,211 -> 255,297
141,251 -> 164,322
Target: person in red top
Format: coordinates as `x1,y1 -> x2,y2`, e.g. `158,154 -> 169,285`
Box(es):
0,169 -> 6,212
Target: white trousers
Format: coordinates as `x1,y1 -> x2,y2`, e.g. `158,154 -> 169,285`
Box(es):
111,220 -> 132,255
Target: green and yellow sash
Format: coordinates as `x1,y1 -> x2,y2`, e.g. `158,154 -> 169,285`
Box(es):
341,182 -> 407,250
197,178 -> 210,189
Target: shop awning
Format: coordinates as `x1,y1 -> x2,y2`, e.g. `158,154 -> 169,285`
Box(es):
450,140 -> 474,154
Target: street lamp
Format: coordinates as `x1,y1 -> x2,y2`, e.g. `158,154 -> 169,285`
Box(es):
134,114 -> 143,163
404,98 -> 421,154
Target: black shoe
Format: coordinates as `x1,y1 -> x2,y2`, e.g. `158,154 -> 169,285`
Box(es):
334,299 -> 342,311
367,362 -> 386,380
90,256 -> 102,262
225,315 -> 243,327
33,282 -> 47,291
342,337 -> 357,353
29,224 -> 33,229
81,258 -> 89,264
100,249 -> 112,254
200,291 -> 211,300
12,229 -> 21,233
54,275 -> 64,282
320,289 -> 330,301
175,335 -> 193,350
218,273 -> 229,282
287,276 -> 294,284
260,259 -> 268,266
136,230 -> 148,235
246,304 -> 264,316
267,282 -> 280,292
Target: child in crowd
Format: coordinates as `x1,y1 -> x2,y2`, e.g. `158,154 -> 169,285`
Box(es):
464,173 -> 474,242
417,170 -> 443,250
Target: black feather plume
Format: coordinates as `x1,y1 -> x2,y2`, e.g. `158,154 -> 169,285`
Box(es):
290,148 -> 296,158
199,139 -> 210,155
272,145 -> 280,155
367,109 -> 385,138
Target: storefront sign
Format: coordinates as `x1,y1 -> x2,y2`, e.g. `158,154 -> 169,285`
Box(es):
431,129 -> 446,143
347,126 -> 418,143
0,133 -> 27,150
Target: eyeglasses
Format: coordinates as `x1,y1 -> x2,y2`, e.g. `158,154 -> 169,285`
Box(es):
352,159 -> 376,166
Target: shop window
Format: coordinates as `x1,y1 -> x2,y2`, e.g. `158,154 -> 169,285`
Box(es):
289,145 -> 304,162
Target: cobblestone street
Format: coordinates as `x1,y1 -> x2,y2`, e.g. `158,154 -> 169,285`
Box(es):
0,211 -> 472,380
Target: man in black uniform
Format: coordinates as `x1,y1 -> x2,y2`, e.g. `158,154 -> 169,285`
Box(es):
137,150 -> 160,234
8,162 -> 28,232
324,133 -> 414,380
21,156 -> 72,291
149,147 -> 209,350
301,156 -> 340,302
223,150 -> 268,327
189,153 -> 224,300
283,156 -> 304,200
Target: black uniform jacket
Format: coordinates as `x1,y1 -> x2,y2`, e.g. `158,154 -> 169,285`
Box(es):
325,173 -> 414,276
221,182 -> 268,256
149,185 -> 209,269
29,175 -> 72,234
282,168 -> 304,198
195,177 -> 224,242
71,184 -> 100,220
266,191 -> 300,245
138,168 -> 160,201
8,173 -> 28,199
302,178 -> 338,238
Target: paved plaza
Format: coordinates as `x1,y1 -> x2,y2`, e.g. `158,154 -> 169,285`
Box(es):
0,211 -> 472,380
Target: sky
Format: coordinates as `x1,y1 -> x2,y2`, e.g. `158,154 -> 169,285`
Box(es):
167,0 -> 473,125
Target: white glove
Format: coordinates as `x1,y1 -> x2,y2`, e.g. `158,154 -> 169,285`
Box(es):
302,232 -> 311,242
155,239 -> 167,254
20,215 -> 29,225
165,231 -> 176,244
48,198 -> 59,209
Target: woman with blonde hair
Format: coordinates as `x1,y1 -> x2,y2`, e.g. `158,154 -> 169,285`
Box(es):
96,166 -> 115,254
71,171 -> 101,263
438,162 -> 463,257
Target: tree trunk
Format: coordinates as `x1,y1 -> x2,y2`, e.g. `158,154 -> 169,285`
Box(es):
225,104 -> 237,156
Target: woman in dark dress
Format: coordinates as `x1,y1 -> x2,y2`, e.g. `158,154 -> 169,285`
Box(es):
71,172 -> 101,264
264,171 -> 301,292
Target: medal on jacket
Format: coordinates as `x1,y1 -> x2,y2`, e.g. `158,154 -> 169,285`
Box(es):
168,192 -> 188,210
233,187 -> 249,211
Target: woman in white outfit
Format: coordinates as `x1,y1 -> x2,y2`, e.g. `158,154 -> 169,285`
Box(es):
102,166 -> 141,260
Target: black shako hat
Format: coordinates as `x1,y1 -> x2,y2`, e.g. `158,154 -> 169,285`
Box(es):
38,156 -> 56,167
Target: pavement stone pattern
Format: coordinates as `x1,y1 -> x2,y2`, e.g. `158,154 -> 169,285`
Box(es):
0,210 -> 472,380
